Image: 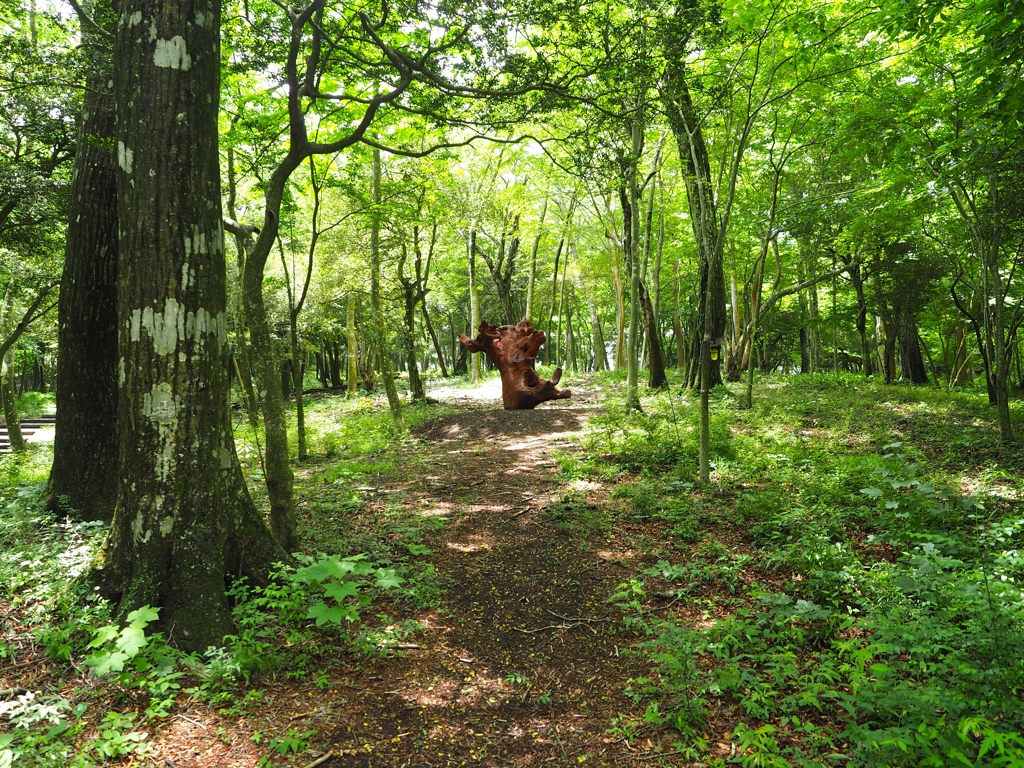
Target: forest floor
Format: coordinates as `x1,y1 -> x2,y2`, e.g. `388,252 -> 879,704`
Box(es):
235,382 -> 696,768
142,379 -> 696,767
3,372 -> 1023,767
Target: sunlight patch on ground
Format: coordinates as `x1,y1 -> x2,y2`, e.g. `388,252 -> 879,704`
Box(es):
503,431 -> 577,452
464,502 -> 517,515
595,549 -> 638,561
411,679 -> 462,707
957,475 -> 1023,500
398,663 -> 512,710
416,501 -> 454,517
24,427 -> 54,445
427,377 -> 504,402
446,532 -> 497,552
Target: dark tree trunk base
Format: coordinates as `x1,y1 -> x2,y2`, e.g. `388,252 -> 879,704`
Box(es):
459,320 -> 571,410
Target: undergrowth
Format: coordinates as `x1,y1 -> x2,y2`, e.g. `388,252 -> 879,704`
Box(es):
588,372 -> 1024,767
0,390 -> 446,766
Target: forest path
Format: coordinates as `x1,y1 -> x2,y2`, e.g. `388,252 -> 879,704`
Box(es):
147,380 -> 674,767
294,380 -> 667,767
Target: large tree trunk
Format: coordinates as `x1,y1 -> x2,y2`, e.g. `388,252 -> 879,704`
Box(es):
459,320 -> 570,410
47,0 -> 119,520
94,0 -> 286,650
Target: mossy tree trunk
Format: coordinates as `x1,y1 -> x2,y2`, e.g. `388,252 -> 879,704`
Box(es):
93,0 -> 286,651
47,0 -> 119,520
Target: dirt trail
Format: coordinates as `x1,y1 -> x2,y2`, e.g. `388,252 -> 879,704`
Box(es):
146,384 -> 670,767
298,387 -> 656,767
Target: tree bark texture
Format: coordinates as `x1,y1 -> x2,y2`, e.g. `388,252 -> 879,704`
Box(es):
48,0 -> 119,520
459,320 -> 570,410
95,0 -> 286,650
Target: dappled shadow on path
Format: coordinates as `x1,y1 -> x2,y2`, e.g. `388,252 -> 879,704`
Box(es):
302,385 -> 657,766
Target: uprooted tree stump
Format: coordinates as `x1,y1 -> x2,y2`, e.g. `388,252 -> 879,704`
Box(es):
459,319 -> 571,410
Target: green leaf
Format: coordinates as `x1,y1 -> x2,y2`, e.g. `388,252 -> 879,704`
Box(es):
85,649 -> 128,676
375,568 -> 404,589
87,626 -> 120,649
116,626 -> 148,657
306,603 -> 352,627
126,606 -> 159,628
860,487 -> 883,498
324,580 -> 359,602
349,560 -> 374,577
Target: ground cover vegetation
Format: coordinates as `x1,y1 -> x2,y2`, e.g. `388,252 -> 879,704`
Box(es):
0,375 -> 1021,765
0,0 -> 1022,762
